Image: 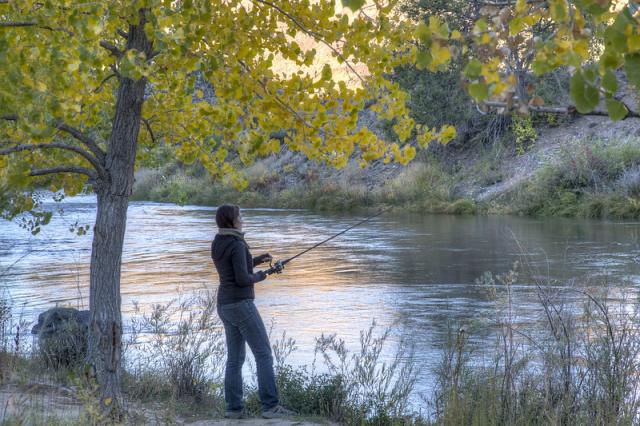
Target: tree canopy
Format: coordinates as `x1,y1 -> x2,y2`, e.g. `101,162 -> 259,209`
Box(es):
450,0 -> 640,119
0,0 -> 456,209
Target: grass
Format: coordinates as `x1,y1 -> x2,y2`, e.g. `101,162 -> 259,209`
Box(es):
429,264 -> 640,425
132,135 -> 640,220
132,159 -> 477,215
499,137 -> 640,219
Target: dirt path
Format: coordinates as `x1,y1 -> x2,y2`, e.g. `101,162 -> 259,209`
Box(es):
0,383 -> 332,425
0,383 -> 82,422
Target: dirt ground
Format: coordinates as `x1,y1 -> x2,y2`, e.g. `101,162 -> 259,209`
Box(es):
186,420 -> 333,426
0,382 -> 332,425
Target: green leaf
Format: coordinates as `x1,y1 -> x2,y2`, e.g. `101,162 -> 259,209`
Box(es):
625,53 -> 640,87
551,0 -> 566,21
605,97 -> 628,121
575,0 -> 611,15
601,69 -> 618,94
415,22 -> 431,46
321,63 -> 332,81
468,82 -> 489,101
464,59 -> 482,79
509,18 -> 525,35
415,50 -> 432,70
604,18 -> 628,54
474,18 -> 488,32
570,71 -> 600,113
600,51 -> 624,70
583,65 -> 598,83
341,0 -> 365,11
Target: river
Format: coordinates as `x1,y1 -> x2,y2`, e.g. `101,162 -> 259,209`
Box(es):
2,195 -> 640,400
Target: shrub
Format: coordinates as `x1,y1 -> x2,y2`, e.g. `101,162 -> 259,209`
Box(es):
616,166 -> 640,197
125,291 -> 226,406
510,138 -> 640,218
430,263 -> 640,425
511,114 -> 538,155
242,323 -> 417,424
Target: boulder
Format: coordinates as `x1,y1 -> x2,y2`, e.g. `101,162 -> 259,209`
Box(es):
31,307 -> 89,368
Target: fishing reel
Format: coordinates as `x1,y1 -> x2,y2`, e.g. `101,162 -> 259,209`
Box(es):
265,260 -> 285,275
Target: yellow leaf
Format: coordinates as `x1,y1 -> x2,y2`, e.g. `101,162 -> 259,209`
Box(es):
66,61 -> 80,72
104,398 -> 112,406
515,0 -> 528,14
438,125 -> 457,145
628,35 -> 640,53
429,43 -> 451,69
492,81 -> 508,95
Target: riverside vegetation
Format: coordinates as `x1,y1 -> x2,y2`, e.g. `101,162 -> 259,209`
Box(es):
3,264 -> 640,425
132,131 -> 640,219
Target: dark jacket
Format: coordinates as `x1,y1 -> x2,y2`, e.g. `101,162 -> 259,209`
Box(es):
212,234 -> 267,305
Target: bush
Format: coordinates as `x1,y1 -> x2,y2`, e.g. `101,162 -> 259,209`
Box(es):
392,65 -> 486,145
510,138 -> 640,218
125,291 -> 226,406
242,323 -> 417,424
616,166 -> 640,197
430,264 -> 640,425
511,115 -> 538,155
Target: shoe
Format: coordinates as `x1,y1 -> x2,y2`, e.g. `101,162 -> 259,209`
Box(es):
224,410 -> 246,419
262,404 -> 296,419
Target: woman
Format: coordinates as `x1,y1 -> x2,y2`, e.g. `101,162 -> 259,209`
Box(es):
212,204 -> 293,419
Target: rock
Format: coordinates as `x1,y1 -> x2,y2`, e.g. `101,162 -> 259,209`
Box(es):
31,307 -> 89,337
31,307 -> 89,368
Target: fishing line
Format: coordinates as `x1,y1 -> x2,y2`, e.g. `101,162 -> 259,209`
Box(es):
266,206 -> 391,275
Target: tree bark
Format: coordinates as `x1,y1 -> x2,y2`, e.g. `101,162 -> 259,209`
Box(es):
87,12 -> 151,415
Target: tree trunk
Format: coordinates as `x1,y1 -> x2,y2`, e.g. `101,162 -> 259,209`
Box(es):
87,13 -> 151,415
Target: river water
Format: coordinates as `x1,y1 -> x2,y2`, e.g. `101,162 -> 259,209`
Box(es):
2,195 -> 640,400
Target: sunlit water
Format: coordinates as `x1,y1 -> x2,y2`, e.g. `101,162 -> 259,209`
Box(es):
2,195 -> 640,404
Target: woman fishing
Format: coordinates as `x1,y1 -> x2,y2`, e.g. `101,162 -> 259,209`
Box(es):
211,204 -> 294,419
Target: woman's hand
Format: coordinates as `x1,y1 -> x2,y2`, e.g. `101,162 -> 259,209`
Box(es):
255,253 -> 273,265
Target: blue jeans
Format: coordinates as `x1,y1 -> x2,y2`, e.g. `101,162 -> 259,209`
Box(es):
217,299 -> 279,412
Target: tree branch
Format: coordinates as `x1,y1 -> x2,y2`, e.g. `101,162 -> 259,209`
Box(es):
0,20 -> 73,35
93,73 -> 117,93
0,22 -> 37,27
141,118 -> 157,144
238,60 -> 315,129
1,114 -> 106,162
29,166 -> 96,179
0,142 -> 105,175
251,0 -> 366,85
269,129 -> 291,142
53,122 -> 106,161
100,40 -> 123,58
481,100 -> 640,119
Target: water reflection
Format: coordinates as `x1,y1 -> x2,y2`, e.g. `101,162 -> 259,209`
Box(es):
2,195 -> 640,395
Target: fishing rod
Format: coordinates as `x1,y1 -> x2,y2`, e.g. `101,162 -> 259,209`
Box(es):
265,206 -> 391,275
